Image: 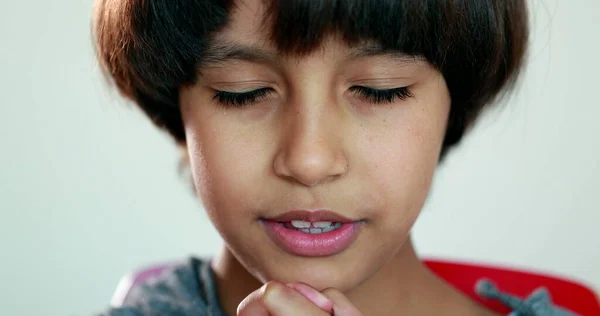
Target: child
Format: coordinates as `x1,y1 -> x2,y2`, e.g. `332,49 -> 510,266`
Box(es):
93,0 -> 574,315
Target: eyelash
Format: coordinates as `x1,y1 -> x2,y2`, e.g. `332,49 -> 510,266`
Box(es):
349,86 -> 413,104
213,88 -> 273,107
213,86 -> 413,107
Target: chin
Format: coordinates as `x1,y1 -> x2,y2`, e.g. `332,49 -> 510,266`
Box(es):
259,252 -> 372,292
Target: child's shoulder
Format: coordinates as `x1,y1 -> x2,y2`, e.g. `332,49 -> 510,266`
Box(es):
101,257 -> 226,316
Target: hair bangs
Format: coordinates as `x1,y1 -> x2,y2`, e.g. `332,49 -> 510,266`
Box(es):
266,0 -> 448,63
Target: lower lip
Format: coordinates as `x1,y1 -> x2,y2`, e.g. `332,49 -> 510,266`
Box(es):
261,220 -> 363,257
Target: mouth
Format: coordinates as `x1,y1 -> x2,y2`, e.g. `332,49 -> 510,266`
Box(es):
260,210 -> 365,257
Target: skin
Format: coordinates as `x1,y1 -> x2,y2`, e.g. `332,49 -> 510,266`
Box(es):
179,0 -> 498,315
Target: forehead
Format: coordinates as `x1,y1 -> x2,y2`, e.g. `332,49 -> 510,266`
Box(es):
218,0 -> 271,47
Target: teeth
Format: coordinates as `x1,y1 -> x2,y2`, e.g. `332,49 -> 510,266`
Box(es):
301,222 -> 344,234
283,221 -> 344,234
312,221 -> 333,228
291,220 -> 311,228
321,225 -> 336,233
290,221 -> 335,228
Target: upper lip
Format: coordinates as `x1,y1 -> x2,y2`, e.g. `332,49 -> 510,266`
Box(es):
264,210 -> 357,223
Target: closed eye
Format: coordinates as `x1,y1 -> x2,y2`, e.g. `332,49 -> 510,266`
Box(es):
349,86 -> 413,104
213,88 -> 274,107
213,86 -> 412,107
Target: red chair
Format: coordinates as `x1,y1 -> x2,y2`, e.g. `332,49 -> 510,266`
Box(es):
112,259 -> 600,315
423,259 -> 600,315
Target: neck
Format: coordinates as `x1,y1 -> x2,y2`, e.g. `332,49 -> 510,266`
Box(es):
211,236 -> 496,315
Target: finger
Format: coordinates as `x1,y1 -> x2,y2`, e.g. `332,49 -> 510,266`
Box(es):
287,282 -> 334,312
238,281 -> 330,316
322,288 -> 363,316
237,286 -> 269,316
262,281 -> 330,316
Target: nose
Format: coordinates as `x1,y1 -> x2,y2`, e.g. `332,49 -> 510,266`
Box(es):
273,106 -> 349,187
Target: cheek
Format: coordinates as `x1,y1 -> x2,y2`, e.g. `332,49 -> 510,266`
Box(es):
185,120 -> 269,219
360,109 -> 448,226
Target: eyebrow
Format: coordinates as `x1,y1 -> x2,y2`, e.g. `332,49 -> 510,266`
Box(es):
200,41 -> 279,67
347,45 -> 424,63
199,40 -> 424,68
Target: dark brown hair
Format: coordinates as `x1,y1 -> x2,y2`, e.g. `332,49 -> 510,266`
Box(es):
93,0 -> 529,159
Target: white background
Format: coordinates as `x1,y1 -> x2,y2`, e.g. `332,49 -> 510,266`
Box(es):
0,0 -> 598,315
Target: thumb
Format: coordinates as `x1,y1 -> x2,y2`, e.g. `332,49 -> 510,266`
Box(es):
322,288 -> 363,316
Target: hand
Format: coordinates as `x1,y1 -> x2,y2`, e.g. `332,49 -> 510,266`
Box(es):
237,281 -> 363,316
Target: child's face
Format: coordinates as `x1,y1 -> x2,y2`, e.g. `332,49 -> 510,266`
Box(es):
180,0 -> 450,291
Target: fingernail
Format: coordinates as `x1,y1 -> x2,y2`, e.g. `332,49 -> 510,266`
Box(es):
287,283 -> 334,311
